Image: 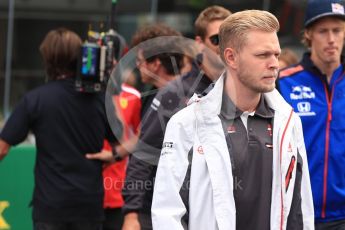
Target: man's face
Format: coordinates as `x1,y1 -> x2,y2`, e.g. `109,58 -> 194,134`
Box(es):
136,49 -> 156,84
235,30 -> 280,93
307,17 -> 345,66
203,19 -> 223,54
200,19 -> 225,79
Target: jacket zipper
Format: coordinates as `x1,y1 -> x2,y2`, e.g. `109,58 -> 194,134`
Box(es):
321,81 -> 331,219
279,109 -> 294,230
320,75 -> 344,218
285,156 -> 296,192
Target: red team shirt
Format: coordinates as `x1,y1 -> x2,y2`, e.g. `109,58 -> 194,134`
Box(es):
103,83 -> 141,208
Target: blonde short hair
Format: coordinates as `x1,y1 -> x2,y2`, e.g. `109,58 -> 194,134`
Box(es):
219,10 -> 280,62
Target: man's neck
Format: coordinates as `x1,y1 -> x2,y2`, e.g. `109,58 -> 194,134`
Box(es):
225,72 -> 261,113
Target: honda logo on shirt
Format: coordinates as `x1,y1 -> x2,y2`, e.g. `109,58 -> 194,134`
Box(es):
296,102 -> 316,116
297,102 -> 310,112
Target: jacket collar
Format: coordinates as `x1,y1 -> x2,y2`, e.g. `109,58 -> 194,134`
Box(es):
220,87 -> 274,120
300,52 -> 345,85
300,52 -> 324,77
198,72 -> 292,120
301,52 -> 345,74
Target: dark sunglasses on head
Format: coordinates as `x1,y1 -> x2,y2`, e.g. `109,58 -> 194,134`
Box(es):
209,34 -> 219,46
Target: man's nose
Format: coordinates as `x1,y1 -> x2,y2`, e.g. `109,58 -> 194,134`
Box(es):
269,55 -> 279,70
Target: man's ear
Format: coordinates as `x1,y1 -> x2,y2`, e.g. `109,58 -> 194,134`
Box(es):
304,29 -> 311,41
195,36 -> 203,44
195,36 -> 205,53
223,47 -> 237,69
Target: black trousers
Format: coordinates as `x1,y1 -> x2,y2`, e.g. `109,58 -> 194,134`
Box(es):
103,208 -> 124,230
34,221 -> 102,230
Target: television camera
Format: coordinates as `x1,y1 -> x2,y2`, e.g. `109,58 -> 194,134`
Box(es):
75,0 -> 126,93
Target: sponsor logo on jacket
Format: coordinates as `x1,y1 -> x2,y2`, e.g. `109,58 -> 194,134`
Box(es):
161,142 -> 174,156
296,102 -> 316,116
290,85 -> 315,100
163,142 -> 174,148
151,98 -> 161,111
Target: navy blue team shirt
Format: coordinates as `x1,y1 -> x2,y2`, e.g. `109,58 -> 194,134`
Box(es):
0,78 -> 117,222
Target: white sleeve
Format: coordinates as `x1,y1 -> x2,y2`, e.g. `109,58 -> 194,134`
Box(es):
151,116 -> 192,230
294,116 -> 315,229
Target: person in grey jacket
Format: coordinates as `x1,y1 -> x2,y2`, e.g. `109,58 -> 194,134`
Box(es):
121,6 -> 231,230
152,10 -> 314,230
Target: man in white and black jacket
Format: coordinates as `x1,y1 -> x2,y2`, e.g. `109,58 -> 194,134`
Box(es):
152,10 -> 314,230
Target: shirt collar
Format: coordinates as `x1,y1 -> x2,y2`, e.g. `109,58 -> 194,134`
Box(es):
220,89 -> 274,120
220,89 -> 242,120
255,95 -> 275,118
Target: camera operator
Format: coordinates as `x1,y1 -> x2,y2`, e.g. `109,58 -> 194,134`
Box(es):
0,27 -> 121,230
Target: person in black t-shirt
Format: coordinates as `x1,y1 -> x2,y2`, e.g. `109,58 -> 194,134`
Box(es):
0,28 -> 121,230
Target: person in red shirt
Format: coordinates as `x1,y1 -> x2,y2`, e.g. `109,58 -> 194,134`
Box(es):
102,70 -> 142,230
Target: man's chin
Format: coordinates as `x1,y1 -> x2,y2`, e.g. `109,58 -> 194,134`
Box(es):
258,84 -> 275,93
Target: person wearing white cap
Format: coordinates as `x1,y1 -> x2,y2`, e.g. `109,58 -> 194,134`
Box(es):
279,0 -> 345,229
